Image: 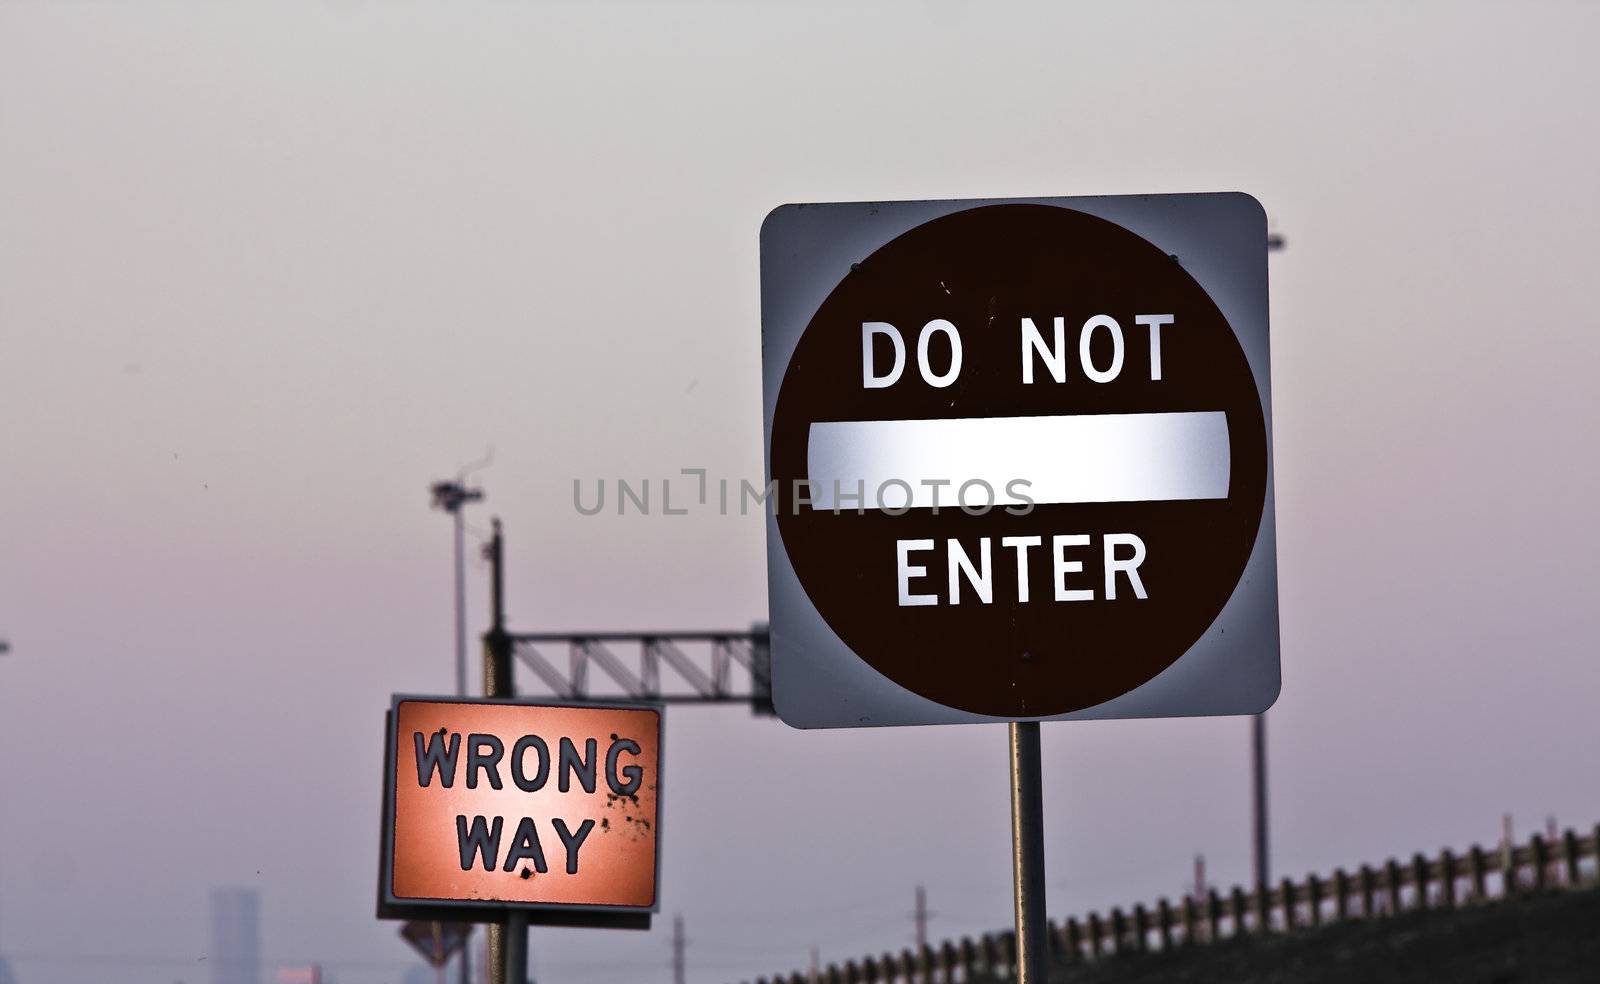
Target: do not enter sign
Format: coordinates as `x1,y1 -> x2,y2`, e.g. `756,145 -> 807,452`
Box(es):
760,194 -> 1279,728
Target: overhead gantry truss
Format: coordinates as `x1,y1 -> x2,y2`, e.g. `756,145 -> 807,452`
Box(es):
506,627 -> 773,716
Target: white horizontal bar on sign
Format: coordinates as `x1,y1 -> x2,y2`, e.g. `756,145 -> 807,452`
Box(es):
806,411 -> 1230,510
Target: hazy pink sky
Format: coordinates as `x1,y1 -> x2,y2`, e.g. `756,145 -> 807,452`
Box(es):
2,3 -> 1598,983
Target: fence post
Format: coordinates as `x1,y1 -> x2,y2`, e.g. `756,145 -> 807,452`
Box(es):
844,960 -> 861,984
1086,913 -> 1103,959
1252,881 -> 1270,934
1503,829 -> 1518,897
1333,868 -> 1350,922
1109,909 -> 1127,956
1206,890 -> 1223,943
1440,849 -> 1457,909
1229,887 -> 1249,937
1063,918 -> 1082,963
1358,865 -> 1376,917
959,938 -> 977,980
1181,896 -> 1198,945
972,936 -> 989,977
1307,874 -> 1323,927
1468,846 -> 1488,901
1132,905 -> 1150,952
1384,859 -> 1403,915
1530,835 -> 1548,892
989,933 -> 1011,980
1157,898 -> 1174,950
1280,878 -> 1298,932
938,942 -> 957,984
1562,829 -> 1581,886
1412,853 -> 1431,911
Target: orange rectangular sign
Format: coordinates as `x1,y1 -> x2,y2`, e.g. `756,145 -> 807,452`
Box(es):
380,697 -> 662,921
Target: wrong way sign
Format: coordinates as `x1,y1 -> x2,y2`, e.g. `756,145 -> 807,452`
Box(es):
377,697 -> 661,927
759,194 -> 1279,728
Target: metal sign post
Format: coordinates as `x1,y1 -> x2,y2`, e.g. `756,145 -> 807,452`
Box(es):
1008,722 -> 1047,981
484,519 -> 516,984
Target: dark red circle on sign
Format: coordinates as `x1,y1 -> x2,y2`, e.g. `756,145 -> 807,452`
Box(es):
770,204 -> 1267,717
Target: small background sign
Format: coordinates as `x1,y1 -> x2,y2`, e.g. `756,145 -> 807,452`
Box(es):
379,697 -> 662,927
399,921 -> 469,969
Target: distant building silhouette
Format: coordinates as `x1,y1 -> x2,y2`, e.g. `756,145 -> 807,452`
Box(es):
210,887 -> 261,984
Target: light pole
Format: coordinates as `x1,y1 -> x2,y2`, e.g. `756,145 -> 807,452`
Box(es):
429,480 -> 482,984
430,480 -> 485,699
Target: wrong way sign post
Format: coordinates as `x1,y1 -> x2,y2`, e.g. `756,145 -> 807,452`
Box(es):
759,193 -> 1279,979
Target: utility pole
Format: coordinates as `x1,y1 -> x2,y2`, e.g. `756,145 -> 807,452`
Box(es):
483,519 -> 527,984
672,915 -> 686,984
912,886 -> 929,950
1252,229 -> 1286,896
